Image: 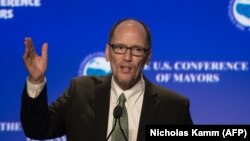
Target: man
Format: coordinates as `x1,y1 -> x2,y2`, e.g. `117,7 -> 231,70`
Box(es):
21,18 -> 193,141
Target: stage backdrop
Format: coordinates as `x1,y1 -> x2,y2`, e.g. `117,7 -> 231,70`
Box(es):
0,0 -> 250,140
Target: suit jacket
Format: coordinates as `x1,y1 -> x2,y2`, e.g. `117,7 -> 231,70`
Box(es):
21,74 -> 193,141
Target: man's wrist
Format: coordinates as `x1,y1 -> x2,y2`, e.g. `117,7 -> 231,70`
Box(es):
26,76 -> 46,98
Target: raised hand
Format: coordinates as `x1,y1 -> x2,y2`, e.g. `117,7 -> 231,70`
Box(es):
23,37 -> 48,84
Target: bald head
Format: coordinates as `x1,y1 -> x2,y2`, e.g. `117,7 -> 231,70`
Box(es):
108,18 -> 152,49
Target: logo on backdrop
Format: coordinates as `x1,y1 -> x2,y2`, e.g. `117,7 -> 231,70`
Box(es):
228,0 -> 250,31
78,52 -> 111,76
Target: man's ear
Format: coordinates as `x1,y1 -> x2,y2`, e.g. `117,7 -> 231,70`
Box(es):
105,44 -> 110,61
145,49 -> 152,65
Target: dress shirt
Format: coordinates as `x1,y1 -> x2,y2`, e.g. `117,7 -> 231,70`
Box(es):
107,76 -> 145,141
26,76 -> 46,98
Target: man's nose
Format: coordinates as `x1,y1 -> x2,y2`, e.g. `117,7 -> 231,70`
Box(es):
123,48 -> 132,61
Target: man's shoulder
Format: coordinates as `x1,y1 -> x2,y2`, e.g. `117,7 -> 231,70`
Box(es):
71,75 -> 111,86
148,81 -> 189,102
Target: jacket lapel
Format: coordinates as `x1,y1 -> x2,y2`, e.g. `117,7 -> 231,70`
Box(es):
137,77 -> 160,141
94,75 -> 112,141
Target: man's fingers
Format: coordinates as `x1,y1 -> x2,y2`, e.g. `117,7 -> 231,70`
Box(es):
24,37 -> 36,58
41,43 -> 48,59
23,38 -> 31,60
24,37 -> 32,50
23,37 -> 48,65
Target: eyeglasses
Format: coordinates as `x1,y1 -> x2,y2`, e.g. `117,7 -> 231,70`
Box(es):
108,43 -> 150,57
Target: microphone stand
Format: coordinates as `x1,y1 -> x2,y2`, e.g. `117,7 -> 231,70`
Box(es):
118,117 -> 128,141
106,118 -> 118,140
106,106 -> 122,141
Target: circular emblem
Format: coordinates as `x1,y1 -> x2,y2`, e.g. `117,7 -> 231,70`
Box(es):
228,0 -> 250,31
78,52 -> 111,76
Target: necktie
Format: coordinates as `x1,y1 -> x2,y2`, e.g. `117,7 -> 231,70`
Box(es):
112,93 -> 128,141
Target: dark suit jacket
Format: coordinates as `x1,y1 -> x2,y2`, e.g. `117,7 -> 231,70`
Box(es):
21,74 -> 193,141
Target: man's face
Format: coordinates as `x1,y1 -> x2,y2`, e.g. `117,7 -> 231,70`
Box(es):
105,21 -> 151,90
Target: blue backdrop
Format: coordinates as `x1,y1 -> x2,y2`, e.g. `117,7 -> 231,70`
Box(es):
0,0 -> 250,140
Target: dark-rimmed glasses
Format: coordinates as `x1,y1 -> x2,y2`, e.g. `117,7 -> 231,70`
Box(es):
108,43 -> 150,57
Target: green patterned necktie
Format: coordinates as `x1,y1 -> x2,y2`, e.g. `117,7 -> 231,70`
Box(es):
112,93 -> 128,141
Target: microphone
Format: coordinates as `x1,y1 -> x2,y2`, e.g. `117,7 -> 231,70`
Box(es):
113,105 -> 122,119
106,105 -> 122,141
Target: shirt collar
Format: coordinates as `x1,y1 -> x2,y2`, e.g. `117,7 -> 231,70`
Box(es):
111,75 -> 145,107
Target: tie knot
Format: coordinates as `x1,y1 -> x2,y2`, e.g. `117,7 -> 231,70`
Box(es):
118,93 -> 126,105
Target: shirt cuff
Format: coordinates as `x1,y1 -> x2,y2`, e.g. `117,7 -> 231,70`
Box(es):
26,76 -> 46,99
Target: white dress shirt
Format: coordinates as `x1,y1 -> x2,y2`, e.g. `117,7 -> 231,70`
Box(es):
26,76 -> 46,98
107,76 -> 145,141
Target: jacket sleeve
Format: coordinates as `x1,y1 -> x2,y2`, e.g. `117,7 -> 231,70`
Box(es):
20,82 -> 73,140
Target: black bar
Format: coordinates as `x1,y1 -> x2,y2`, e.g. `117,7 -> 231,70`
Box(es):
146,125 -> 250,140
